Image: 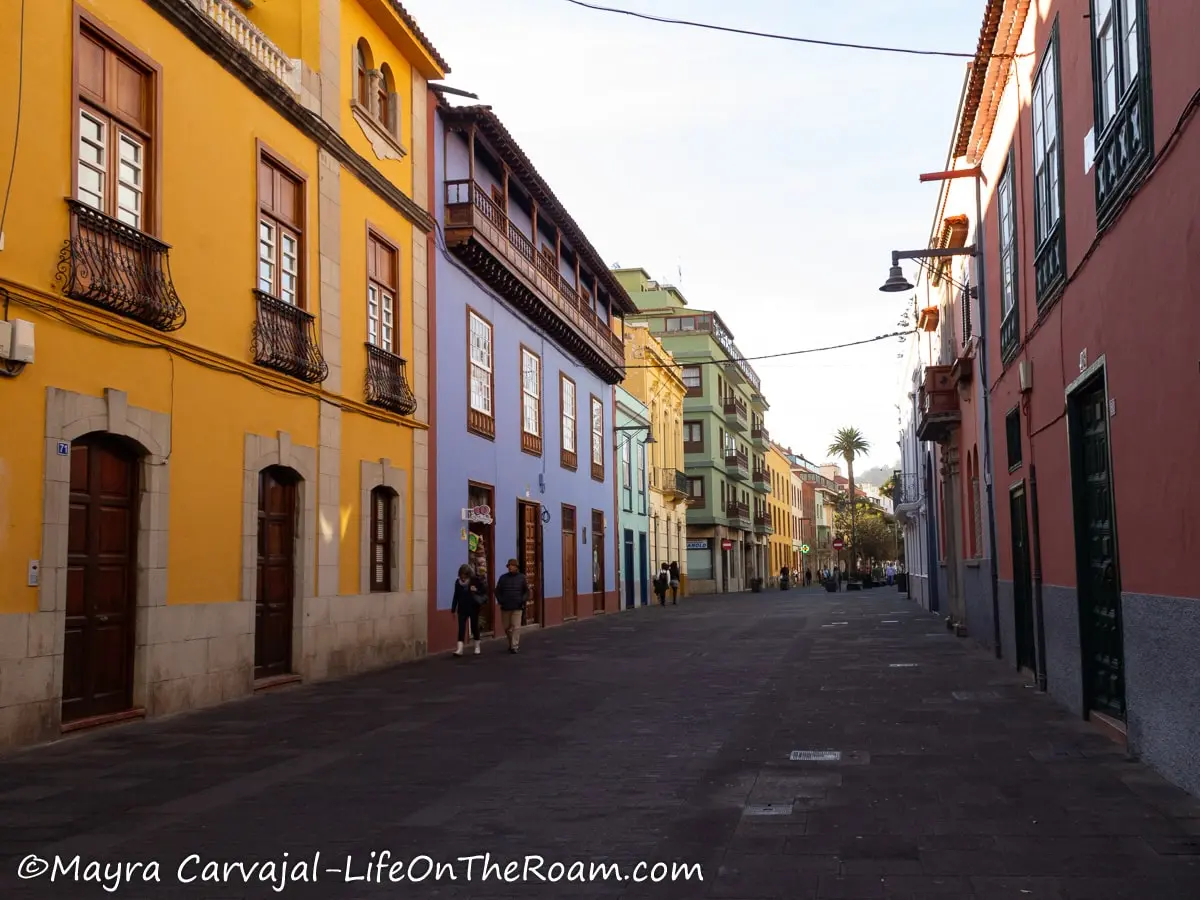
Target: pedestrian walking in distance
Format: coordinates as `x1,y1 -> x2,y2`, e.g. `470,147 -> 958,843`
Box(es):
669,561 -> 681,604
450,564 -> 484,657
496,558 -> 531,654
654,564 -> 669,606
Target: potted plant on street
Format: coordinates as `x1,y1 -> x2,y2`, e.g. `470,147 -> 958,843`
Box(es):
750,577 -> 763,593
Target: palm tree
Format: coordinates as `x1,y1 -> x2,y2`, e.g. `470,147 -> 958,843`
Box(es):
828,427 -> 871,577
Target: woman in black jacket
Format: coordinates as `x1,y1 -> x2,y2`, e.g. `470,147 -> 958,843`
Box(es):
451,564 -> 484,657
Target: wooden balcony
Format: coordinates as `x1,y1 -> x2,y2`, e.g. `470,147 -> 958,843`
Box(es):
754,513 -> 774,535
752,467 -> 770,494
751,424 -> 769,449
723,395 -> 748,432
443,180 -> 625,383
725,450 -> 749,481
725,500 -> 751,529
651,467 -> 689,500
916,365 -> 960,443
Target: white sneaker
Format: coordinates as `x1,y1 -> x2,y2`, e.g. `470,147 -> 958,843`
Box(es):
474,641 -> 481,655
454,641 -> 464,657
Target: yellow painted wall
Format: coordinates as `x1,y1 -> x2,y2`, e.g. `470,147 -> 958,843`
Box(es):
0,0 -> 428,613
766,445 -> 793,572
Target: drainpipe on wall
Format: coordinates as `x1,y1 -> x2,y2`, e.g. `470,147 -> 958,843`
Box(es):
972,173 -> 1003,661
1029,462 -> 1048,693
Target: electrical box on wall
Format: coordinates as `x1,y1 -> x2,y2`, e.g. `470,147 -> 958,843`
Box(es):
1019,360 -> 1033,393
0,319 -> 34,363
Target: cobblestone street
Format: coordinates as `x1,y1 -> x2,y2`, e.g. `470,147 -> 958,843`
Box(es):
1,589 -> 1199,900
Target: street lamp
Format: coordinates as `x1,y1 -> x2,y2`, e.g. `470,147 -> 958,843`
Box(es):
879,246 -> 977,293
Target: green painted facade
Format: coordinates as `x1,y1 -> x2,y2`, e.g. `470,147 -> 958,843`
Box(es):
613,268 -> 772,593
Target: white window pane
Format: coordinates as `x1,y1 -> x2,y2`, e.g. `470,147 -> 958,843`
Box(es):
78,166 -> 104,205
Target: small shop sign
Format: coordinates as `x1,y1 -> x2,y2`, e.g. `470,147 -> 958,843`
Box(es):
686,540 -> 708,550
461,505 -> 493,524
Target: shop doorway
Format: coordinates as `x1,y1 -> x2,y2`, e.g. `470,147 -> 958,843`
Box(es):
517,499 -> 543,626
1010,484 -> 1037,674
561,505 -> 577,620
591,510 -> 605,613
639,532 -> 649,605
467,482 -> 495,636
255,466 -> 299,680
623,530 -> 635,609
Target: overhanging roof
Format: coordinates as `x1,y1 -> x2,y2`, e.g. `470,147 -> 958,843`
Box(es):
440,105 -> 636,315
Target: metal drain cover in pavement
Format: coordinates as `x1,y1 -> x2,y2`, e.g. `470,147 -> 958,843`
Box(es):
743,803 -> 793,816
889,663 -> 918,668
790,750 -> 841,761
952,691 -> 1003,701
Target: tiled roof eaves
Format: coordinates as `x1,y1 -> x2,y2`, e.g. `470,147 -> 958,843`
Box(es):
952,0 -> 1005,160
442,106 -> 635,315
387,0 -> 450,74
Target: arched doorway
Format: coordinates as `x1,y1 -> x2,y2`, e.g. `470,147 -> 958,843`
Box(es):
63,433 -> 140,723
256,465 -> 300,679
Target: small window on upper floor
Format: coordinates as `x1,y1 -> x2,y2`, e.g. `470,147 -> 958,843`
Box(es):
351,39 -> 404,155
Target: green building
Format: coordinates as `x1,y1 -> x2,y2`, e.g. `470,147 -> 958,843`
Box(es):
612,268 -> 771,594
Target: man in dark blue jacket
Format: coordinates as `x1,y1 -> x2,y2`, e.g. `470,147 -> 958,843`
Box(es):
496,558 -> 530,654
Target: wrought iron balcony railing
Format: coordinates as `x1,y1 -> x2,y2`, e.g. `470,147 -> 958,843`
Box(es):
56,199 -> 187,331
364,342 -> 417,415
252,290 -> 329,384
891,472 -> 923,507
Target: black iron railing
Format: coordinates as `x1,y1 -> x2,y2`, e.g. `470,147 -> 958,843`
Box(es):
252,290 -> 328,383
364,342 -> 417,415
56,199 -> 186,331
891,472 -> 922,506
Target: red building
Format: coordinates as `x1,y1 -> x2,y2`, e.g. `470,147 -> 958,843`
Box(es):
909,0 -> 1200,796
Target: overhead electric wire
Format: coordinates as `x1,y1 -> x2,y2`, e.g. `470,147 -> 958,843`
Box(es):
560,0 -> 1011,59
621,330 -> 914,370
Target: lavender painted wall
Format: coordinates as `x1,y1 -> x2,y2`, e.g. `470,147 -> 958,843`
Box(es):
433,111 -> 617,609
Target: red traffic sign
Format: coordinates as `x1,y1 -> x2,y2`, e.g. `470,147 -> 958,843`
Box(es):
721,539 -> 733,550
832,538 -> 845,551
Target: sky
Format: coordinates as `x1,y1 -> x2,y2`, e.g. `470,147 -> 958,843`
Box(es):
406,0 -> 985,473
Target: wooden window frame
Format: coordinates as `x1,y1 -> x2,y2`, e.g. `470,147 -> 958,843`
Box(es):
688,476 -> 705,508
636,441 -> 647,514
590,394 -> 605,482
681,366 -> 702,398
1006,407 -> 1023,472
366,225 -> 400,354
1088,0 -> 1152,223
72,10 -> 163,236
560,373 -> 577,470
466,306 -> 495,440
683,420 -> 704,454
519,344 -> 543,456
369,486 -> 396,592
620,437 -> 633,511
997,149 -> 1020,363
255,142 -> 308,308
1031,24 -> 1067,308
354,39 -> 372,108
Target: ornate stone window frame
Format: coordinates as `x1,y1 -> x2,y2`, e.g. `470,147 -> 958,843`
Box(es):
40,387 -> 172,710
360,459 -> 408,595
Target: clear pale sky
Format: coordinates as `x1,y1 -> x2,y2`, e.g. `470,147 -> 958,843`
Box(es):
407,0 -> 983,472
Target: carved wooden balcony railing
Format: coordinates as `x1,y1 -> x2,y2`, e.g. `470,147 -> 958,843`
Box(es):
752,467 -> 771,493
56,199 -> 187,331
725,450 -> 749,480
751,424 -> 769,447
725,500 -> 751,528
443,180 -> 624,380
754,513 -> 774,534
364,342 -> 417,415
723,395 -> 748,431
252,290 -> 328,383
916,365 -> 960,443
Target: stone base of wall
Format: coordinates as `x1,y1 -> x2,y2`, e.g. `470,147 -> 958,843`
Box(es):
0,590 -> 428,753
963,560 -> 995,652
300,591 -> 426,681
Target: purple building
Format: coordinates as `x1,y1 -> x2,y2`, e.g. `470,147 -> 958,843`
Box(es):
429,98 -> 632,653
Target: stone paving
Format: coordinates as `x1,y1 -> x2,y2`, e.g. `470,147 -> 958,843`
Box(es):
1,588 -> 1199,899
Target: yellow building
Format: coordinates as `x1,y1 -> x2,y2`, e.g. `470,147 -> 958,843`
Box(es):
0,0 -> 446,747
765,444 -> 794,580
621,323 -> 688,586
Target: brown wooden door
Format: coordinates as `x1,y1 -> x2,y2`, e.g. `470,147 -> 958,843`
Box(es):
561,505 -> 577,619
63,435 -> 139,724
518,500 -> 541,625
256,467 -> 297,679
592,510 -> 605,612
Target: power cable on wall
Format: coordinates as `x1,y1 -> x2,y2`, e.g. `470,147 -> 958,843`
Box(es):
0,0 -> 27,243
560,0 -> 1029,60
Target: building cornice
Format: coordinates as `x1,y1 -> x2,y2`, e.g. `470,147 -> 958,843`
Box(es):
145,0 -> 436,234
